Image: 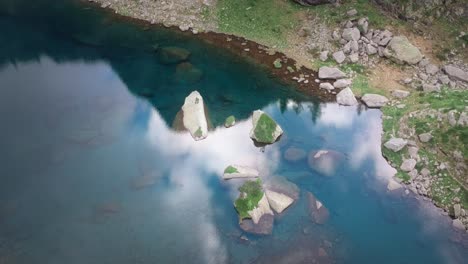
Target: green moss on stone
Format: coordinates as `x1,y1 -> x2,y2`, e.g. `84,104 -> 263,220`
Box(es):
194,126 -> 203,138
225,115 -> 236,127
254,113 -> 277,143
224,165 -> 239,174
273,59 -> 282,69
234,179 -> 263,220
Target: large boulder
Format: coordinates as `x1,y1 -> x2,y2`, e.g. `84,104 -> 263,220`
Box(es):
250,110 -> 283,144
307,192 -> 329,224
222,165 -> 259,180
383,36 -> 423,65
265,189 -> 294,213
384,138 -> 407,152
179,91 -> 209,140
158,46 -> 191,64
361,94 -> 389,108
336,87 -> 358,106
443,65 -> 468,83
292,0 -> 334,6
263,176 -> 300,200
318,66 -> 346,79
308,150 -> 344,177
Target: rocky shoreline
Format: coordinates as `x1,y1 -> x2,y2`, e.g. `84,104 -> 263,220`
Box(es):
83,0 -> 467,232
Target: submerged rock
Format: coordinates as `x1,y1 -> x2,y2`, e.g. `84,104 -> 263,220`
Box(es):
249,110 -> 283,144
174,62 -> 203,84
383,36 -> 423,65
307,192 -> 330,224
180,91 -> 209,140
284,147 -> 307,161
336,87 -> 358,106
265,189 -> 294,213
361,94 -> 389,108
131,170 -> 161,190
308,150 -> 344,177
240,214 -> 274,235
263,176 -> 300,200
387,178 -> 402,191
222,165 -> 259,180
157,46 -> 190,64
224,115 -> 236,128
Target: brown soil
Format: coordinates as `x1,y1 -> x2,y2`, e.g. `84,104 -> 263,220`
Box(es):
369,62 -> 409,93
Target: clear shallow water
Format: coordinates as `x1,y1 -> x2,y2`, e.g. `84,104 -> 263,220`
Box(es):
0,1 -> 467,263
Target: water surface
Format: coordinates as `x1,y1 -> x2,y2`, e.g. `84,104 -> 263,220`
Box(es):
0,1 -> 467,263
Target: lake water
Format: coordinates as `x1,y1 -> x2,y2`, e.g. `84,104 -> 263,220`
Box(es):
0,1 -> 467,263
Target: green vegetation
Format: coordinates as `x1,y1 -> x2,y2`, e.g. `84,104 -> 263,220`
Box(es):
234,179 -> 264,220
254,113 -> 277,143
225,115 -> 236,127
224,165 -> 239,174
273,58 -> 282,69
381,88 -> 468,207
217,0 -> 302,48
194,126 -> 203,138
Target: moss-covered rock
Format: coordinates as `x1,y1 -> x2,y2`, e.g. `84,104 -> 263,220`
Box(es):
234,179 -> 264,220
223,165 -> 259,180
273,58 -> 282,69
224,115 -> 236,128
157,46 -> 190,64
249,110 -> 283,144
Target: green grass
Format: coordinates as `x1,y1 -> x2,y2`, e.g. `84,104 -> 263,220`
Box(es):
234,179 -> 264,220
217,0 -> 302,48
224,165 -> 238,174
254,113 -> 278,143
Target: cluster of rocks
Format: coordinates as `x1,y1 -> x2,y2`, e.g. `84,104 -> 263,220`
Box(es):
90,0 -> 217,33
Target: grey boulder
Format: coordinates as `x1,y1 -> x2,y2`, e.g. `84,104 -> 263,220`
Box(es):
336,87 -> 358,106
383,36 -> 423,65
361,94 -> 389,108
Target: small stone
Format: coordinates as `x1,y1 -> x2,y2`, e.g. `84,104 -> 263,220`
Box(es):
320,51 -> 329,61
320,82 -> 335,91
333,51 -> 346,64
418,133 -> 432,143
366,44 -> 377,55
438,75 -> 450,85
400,159 -> 417,172
349,53 -> 359,63
361,94 -> 389,108
318,67 -> 346,79
333,79 -> 352,88
422,84 -> 441,93
391,89 -> 410,98
453,204 -> 461,218
425,64 -> 439,75
347,9 -> 358,16
342,27 -> 361,41
452,219 -> 465,230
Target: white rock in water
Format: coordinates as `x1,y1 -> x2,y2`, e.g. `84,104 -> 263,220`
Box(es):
362,94 -> 389,108
250,110 -> 283,144
222,165 -> 259,180
182,91 -> 208,140
384,138 -> 407,152
387,178 -> 402,191
265,189 -> 294,213
248,193 -> 274,224
336,87 -> 358,106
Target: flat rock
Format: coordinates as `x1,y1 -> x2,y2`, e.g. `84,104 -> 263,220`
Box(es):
265,189 -> 294,214
248,193 -> 274,224
249,110 -> 283,144
223,165 -> 259,180
400,159 -> 417,172
418,133 -> 432,143
240,214 -> 274,235
443,65 -> 468,83
320,82 -> 335,91
284,147 -> 307,161
180,91 -> 208,140
362,94 -> 389,108
387,178 -> 402,191
342,27 -> 361,41
263,176 -> 300,200
384,138 -> 407,152
308,150 -> 344,177
318,66 -> 346,79
383,36 -> 423,65
333,50 -> 346,64
333,79 -> 352,88
336,87 -> 358,106
307,192 -> 329,224
391,89 -> 410,98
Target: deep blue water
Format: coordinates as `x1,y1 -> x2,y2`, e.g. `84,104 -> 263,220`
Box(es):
0,1 -> 467,263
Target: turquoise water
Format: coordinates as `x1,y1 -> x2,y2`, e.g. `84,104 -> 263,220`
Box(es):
0,1 -> 467,263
